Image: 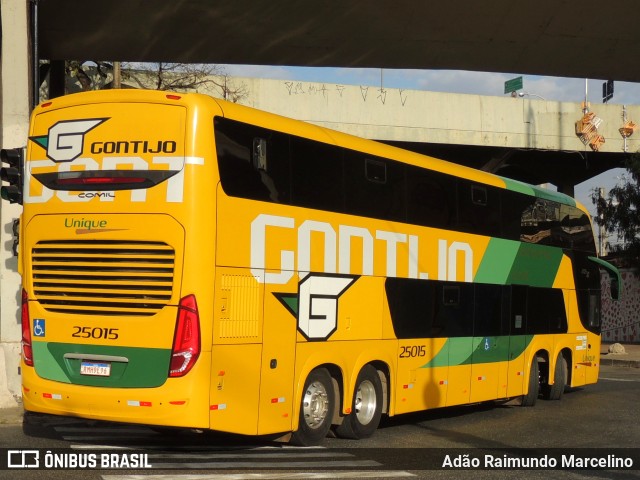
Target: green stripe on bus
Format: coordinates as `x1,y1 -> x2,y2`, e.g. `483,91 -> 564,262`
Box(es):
474,238 -> 520,284
532,188 -> 576,206
421,335 -> 532,368
500,177 -> 536,196
33,342 -> 171,388
476,239 -> 563,288
501,176 -> 576,207
506,243 -> 563,287
470,337 -> 510,363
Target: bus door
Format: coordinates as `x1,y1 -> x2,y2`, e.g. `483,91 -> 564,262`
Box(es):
388,278 -> 449,413
471,284 -> 509,402
210,268 -> 265,435
506,285 -> 527,397
441,283 -> 473,407
257,276 -> 299,435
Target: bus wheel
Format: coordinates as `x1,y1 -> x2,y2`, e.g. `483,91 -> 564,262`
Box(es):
290,368 -> 335,446
335,365 -> 383,439
521,357 -> 540,407
543,355 -> 567,400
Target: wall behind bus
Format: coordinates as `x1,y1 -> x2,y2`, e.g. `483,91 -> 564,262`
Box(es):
0,0 -> 30,406
602,268 -> 640,344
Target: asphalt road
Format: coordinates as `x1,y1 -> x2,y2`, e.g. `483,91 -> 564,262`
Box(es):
0,363 -> 638,480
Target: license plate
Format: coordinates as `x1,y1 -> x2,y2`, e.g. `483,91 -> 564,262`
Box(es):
80,361 -> 111,377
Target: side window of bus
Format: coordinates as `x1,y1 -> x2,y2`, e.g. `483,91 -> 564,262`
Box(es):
473,283 -> 506,336
527,287 -> 568,334
572,253 -> 602,332
520,198 -> 562,247
501,191 -> 534,241
457,182 -> 501,237
385,277 -> 436,339
215,117 -> 290,203
509,285 -> 527,335
290,137 -> 344,212
406,167 -> 456,229
257,133 -> 291,204
344,153 -> 406,222
509,196 -> 596,253
565,206 -> 596,252
433,282 -> 474,337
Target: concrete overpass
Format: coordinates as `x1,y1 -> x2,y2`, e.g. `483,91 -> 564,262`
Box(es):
36,0 -> 640,82
224,77 -> 634,192
24,0 -> 640,192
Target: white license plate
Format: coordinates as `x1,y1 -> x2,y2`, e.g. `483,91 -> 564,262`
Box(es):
80,361 -> 111,377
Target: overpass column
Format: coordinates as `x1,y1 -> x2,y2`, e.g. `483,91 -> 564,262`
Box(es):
558,183 -> 575,198
0,0 -> 31,406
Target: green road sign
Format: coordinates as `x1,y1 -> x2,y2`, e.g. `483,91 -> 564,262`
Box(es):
504,76 -> 523,94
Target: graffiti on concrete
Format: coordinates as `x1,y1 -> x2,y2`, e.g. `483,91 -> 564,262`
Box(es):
602,268 -> 640,343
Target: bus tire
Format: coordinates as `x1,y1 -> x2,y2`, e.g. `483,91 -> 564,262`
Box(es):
335,365 -> 383,439
521,356 -> 540,407
290,368 -> 335,446
544,355 -> 567,401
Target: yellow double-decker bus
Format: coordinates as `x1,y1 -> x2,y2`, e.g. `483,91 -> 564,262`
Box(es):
15,89 -> 618,445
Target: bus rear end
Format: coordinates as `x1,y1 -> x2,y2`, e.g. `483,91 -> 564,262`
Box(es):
20,90 -> 215,428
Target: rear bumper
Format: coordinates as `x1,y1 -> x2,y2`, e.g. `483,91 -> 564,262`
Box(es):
21,352 -> 211,429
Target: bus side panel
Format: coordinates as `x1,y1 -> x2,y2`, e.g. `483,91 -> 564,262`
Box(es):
584,332 -> 601,385
395,338 -> 448,414
445,338 -> 472,406
210,267 -> 264,435
209,344 -> 262,435
470,335 -> 510,402
565,290 -> 587,387
506,335 -> 526,397
257,273 -> 299,435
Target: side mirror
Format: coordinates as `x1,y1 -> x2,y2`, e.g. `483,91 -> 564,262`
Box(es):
588,256 -> 621,301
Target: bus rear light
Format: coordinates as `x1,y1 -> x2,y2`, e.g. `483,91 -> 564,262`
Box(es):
21,289 -> 33,367
169,294 -> 200,377
32,170 -> 178,191
57,176 -> 147,186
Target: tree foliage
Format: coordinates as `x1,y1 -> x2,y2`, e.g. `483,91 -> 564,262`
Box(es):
66,60 -> 114,90
121,62 -> 248,102
41,61 -> 248,103
591,155 -> 640,262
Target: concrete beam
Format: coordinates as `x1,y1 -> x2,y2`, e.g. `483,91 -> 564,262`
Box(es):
224,77 -> 640,156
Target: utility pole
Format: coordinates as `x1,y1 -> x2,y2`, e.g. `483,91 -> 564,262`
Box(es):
598,187 -> 607,256
113,61 -> 121,89
583,78 -> 589,114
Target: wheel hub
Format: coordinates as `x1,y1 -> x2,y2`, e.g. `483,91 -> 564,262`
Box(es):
354,379 -> 377,425
302,380 -> 329,429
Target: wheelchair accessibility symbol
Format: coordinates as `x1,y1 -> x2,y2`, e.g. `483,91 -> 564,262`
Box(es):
33,319 -> 45,337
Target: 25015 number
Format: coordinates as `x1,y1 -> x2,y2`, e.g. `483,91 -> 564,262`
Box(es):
399,345 -> 426,358
72,326 -> 119,340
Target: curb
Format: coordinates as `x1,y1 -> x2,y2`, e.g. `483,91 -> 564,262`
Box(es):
600,356 -> 640,368
0,405 -> 22,425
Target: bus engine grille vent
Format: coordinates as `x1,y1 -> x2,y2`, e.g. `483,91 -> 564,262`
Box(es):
31,240 -> 175,316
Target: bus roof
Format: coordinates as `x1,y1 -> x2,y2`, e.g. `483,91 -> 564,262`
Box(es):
33,89 -> 584,212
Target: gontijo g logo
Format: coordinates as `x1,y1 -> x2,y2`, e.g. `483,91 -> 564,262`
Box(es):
29,118 -> 108,163
275,274 -> 357,341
